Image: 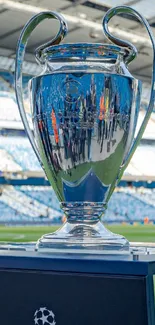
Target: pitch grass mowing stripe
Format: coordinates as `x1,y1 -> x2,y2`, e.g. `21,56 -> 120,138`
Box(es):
0,224 -> 154,242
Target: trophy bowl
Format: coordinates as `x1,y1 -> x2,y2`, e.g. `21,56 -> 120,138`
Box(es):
15,6 -> 155,253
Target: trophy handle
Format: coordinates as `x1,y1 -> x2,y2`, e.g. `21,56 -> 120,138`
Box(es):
103,6 -> 155,181
15,11 -> 68,164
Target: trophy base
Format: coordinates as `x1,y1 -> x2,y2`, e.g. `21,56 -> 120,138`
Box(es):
36,221 -> 129,254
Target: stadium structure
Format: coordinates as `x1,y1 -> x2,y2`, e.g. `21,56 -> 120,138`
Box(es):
0,0 -> 155,225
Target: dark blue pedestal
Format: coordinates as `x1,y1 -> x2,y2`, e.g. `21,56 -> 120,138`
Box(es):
0,250 -> 154,325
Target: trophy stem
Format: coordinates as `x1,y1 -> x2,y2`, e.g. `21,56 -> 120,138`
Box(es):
36,220 -> 129,254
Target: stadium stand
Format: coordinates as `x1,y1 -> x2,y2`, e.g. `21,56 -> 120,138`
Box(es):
0,72 -> 31,130
105,189 -> 155,223
0,136 -> 40,171
0,186 -> 62,224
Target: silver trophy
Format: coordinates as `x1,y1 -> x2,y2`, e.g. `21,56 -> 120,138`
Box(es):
15,6 -> 155,253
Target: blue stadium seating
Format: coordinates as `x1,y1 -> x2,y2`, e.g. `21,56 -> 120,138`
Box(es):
0,186 -> 62,224
0,136 -> 40,171
105,191 -> 155,222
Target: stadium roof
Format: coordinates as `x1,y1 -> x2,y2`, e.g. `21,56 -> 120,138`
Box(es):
0,0 -> 154,81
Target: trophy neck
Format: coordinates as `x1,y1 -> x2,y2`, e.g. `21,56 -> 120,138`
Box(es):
36,43 -> 133,77
61,202 -> 107,224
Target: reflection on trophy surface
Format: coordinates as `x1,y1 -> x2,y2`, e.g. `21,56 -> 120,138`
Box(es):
31,72 -> 140,211
15,6 -> 155,253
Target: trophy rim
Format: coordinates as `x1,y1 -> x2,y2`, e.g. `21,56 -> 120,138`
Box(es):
36,42 -> 130,61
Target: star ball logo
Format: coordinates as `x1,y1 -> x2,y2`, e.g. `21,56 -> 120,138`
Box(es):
60,79 -> 82,103
34,307 -> 56,325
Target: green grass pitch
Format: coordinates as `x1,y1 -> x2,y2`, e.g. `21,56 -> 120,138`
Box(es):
0,224 -> 154,242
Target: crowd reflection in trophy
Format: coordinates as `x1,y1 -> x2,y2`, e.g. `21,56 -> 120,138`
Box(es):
37,74 -> 130,175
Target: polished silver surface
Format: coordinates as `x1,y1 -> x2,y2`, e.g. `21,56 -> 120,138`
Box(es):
30,68 -> 141,215
15,6 -> 155,253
